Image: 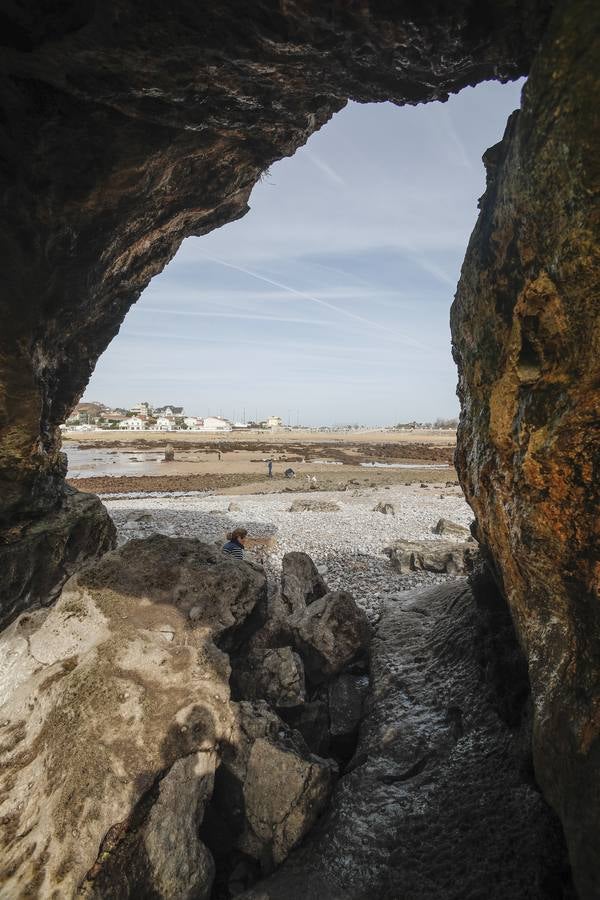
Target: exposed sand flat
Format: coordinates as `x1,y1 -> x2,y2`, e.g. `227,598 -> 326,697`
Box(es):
64,427 -> 456,447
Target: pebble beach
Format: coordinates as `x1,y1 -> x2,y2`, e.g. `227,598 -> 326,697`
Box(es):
104,481 -> 474,623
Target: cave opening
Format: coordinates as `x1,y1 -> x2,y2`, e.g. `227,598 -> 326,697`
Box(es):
75,81 -> 524,440
1,1 -> 598,896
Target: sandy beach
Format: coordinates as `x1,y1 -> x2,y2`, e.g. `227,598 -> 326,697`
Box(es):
64,427 -> 457,495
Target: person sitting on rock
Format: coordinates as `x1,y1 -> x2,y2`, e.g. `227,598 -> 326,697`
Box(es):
223,527 -> 248,559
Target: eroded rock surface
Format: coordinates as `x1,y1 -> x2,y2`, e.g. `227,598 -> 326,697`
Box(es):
451,1 -> 600,893
233,647 -> 306,708
383,537 -> 477,575
0,535 -> 269,897
281,551 -> 328,615
0,486 -> 116,629
288,592 -> 370,685
242,579 -> 572,899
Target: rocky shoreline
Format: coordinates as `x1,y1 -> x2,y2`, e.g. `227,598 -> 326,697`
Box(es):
105,482 -> 473,624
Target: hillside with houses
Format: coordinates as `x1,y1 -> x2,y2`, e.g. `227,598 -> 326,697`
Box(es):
63,402 -> 286,433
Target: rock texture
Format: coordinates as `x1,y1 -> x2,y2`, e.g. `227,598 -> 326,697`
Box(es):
383,537 -> 478,575
373,501 -> 395,515
0,486 -> 116,629
242,579 -> 572,899
288,592 -> 370,685
232,647 -> 306,708
451,1 -> 600,894
0,536 -> 272,897
432,517 -> 470,537
281,551 -> 328,615
289,499 -> 340,513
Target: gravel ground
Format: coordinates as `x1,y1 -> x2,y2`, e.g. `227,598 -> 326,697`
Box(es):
103,482 -> 474,623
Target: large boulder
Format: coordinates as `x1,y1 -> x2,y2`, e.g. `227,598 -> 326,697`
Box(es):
373,501 -> 395,516
233,647 -> 306,708
383,538 -> 478,575
201,701 -> 335,880
0,535 -> 266,898
288,592 -> 370,685
0,487 -> 116,628
281,551 -> 328,615
431,517 -> 471,537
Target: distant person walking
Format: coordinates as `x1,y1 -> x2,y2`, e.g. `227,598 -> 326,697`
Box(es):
267,459 -> 273,478
222,527 -> 247,559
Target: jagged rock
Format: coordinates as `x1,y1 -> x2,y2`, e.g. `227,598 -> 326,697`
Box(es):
288,592 -> 370,685
164,444 -> 175,461
289,499 -> 340,513
240,581 -> 571,899
0,487 -> 116,629
431,518 -> 471,537
328,673 -> 369,740
233,647 -> 306,708
201,701 -> 335,878
373,501 -> 395,515
228,501 -> 242,512
383,539 -> 478,575
278,702 -> 331,758
450,5 -> 600,892
281,551 -> 328,615
0,535 -> 266,898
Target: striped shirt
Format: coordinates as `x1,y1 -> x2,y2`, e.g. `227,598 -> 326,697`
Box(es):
223,539 -> 244,559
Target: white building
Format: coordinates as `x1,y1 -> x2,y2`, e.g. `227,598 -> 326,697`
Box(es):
154,405 -> 183,418
200,416 -> 232,432
131,401 -> 152,417
184,416 -> 203,430
266,415 -> 284,431
155,416 -> 175,431
119,416 -> 146,431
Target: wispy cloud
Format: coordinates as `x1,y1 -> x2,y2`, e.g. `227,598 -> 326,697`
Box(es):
196,252 -> 433,352
140,307 -> 337,326
300,148 -> 347,187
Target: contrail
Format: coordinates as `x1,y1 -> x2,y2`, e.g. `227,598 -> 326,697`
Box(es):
196,252 -> 432,352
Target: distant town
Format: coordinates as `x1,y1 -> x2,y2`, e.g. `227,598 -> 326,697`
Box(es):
62,401 -> 458,434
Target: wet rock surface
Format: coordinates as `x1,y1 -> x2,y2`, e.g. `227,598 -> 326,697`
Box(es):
241,578 -> 572,900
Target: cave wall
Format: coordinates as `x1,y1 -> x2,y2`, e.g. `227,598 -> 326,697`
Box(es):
0,0 -> 552,530
1,0 -> 598,894
451,1 -> 599,894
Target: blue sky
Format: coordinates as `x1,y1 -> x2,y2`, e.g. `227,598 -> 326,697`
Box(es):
84,79 -> 524,425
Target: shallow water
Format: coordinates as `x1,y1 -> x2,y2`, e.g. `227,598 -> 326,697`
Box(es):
360,462 -> 450,469
65,446 -> 164,478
